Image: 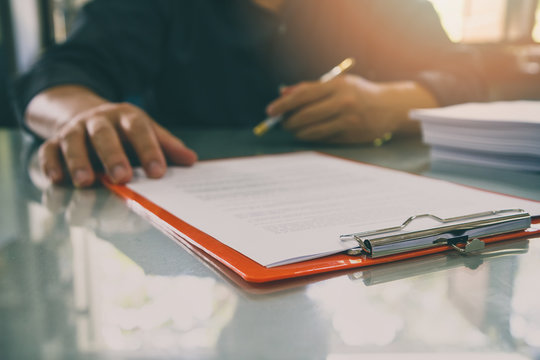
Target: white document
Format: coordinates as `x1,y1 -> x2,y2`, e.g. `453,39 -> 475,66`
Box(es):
410,101 -> 540,171
126,152 -> 540,267
410,100 -> 540,124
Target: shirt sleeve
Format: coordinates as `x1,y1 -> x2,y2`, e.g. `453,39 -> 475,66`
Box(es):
13,0 -> 172,121
365,0 -> 487,106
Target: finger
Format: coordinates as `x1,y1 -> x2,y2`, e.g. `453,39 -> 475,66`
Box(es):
86,116 -> 132,184
266,81 -> 333,117
153,123 -> 198,166
282,96 -> 342,132
59,123 -> 96,187
38,140 -> 65,183
119,113 -> 166,178
294,117 -> 346,142
279,85 -> 299,96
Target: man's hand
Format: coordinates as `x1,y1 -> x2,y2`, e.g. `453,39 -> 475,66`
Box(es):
26,86 -> 197,187
266,75 -> 438,143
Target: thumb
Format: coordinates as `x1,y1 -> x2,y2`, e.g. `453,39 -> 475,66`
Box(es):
153,124 -> 198,166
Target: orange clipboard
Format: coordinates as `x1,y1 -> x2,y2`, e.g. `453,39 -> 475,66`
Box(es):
102,174 -> 540,284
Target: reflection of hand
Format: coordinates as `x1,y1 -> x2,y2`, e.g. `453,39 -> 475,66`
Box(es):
266,75 -> 438,144
38,101 -> 197,187
29,151 -> 150,234
43,183 -> 151,234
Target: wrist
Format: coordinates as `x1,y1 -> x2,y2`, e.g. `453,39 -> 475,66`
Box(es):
380,81 -> 438,134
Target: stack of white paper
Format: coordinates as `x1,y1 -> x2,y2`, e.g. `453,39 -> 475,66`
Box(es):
410,101 -> 540,172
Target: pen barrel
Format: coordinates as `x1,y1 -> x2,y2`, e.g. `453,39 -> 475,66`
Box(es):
253,115 -> 283,136
320,67 -> 342,82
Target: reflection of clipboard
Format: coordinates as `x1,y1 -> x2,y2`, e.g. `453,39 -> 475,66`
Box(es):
349,238 -> 530,286
104,177 -> 540,284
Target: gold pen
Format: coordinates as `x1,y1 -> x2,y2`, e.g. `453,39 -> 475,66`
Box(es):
253,57 -> 355,136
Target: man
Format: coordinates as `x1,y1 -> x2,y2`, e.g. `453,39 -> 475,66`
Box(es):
14,0 -> 485,187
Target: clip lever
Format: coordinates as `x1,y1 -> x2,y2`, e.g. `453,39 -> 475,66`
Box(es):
448,237 -> 485,254
340,209 -> 530,258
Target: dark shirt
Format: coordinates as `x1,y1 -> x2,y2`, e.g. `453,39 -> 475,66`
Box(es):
14,0 -> 486,128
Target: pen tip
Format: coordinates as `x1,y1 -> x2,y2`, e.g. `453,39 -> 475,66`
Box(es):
340,58 -> 355,71
253,123 -> 269,136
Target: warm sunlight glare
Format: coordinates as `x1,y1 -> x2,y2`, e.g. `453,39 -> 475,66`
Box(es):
429,0 -> 513,43
533,3 -> 540,42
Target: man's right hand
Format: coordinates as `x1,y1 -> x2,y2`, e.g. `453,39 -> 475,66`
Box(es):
26,86 -> 197,187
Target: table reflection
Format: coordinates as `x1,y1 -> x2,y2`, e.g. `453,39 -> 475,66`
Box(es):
305,242 -> 539,356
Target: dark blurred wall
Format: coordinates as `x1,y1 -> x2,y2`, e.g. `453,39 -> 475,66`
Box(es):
0,48 -> 16,127
0,1 -> 17,128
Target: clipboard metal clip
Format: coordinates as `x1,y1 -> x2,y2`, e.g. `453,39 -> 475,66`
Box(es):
447,236 -> 485,254
340,209 -> 531,258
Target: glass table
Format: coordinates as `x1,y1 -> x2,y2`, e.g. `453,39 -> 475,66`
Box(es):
1,128 -> 539,360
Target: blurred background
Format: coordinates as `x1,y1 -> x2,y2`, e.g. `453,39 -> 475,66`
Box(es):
1,0 -> 539,128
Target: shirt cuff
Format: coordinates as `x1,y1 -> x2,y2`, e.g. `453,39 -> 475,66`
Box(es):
13,62 -> 120,131
415,70 -> 487,107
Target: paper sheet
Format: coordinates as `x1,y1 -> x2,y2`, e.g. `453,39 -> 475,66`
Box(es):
410,101 -> 540,124
127,152 -> 540,267
410,101 -> 540,171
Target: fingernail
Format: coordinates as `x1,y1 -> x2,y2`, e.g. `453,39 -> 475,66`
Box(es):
266,104 -> 276,116
279,85 -> 297,96
148,161 -> 164,178
46,168 -> 60,182
73,169 -> 90,186
111,164 -> 128,183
